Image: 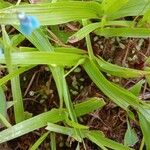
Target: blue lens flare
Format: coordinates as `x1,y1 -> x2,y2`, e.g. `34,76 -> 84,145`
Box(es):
18,13 -> 40,35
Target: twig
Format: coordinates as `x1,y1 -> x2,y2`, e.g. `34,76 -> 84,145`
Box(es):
24,71 -> 39,97
122,39 -> 132,66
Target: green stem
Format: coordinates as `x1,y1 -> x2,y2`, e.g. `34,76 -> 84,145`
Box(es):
139,137 -> 144,150
82,19 -> 94,60
16,0 -> 21,5
0,113 -> 11,128
50,67 -> 63,108
61,68 -> 82,141
2,25 -> 24,123
50,132 -> 56,150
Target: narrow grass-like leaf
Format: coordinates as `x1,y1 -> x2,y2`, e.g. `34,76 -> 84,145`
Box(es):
144,67 -> 150,86
140,9 -> 150,25
6,101 -> 14,109
0,98 -> 102,143
83,59 -> 150,123
0,113 -> 11,128
64,116 -> 89,130
11,34 -> 25,47
50,132 -> 56,150
96,57 -> 149,78
109,0 -> 150,19
69,21 -> 132,43
95,28 -> 150,37
0,87 -> 6,117
82,19 -> 95,59
85,130 -> 133,150
138,113 -> 150,149
0,2 -> 102,25
101,0 -> 129,15
0,0 -> 11,9
0,52 -> 86,66
76,143 -> 80,150
83,59 -> 139,109
14,27 -> 65,107
61,68 -> 82,141
50,25 -> 73,43
2,26 -> 24,123
75,97 -> 105,116
19,47 -> 86,54
138,106 -> 150,123
46,124 -> 132,150
0,66 -> 33,86
69,22 -> 101,43
30,131 -> 50,150
0,109 -> 66,143
10,74 -> 25,123
14,27 -> 54,51
130,80 -> 145,97
46,123 -> 81,141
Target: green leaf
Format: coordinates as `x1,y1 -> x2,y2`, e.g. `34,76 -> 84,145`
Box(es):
101,0 -> 129,15
95,28 -> 150,38
46,123 -> 132,150
96,57 -> 149,78
139,9 -> 150,27
50,132 -> 56,150
0,52 -> 86,67
83,59 -> 139,110
0,66 -> 33,86
24,111 -> 33,120
14,27 -> 54,51
144,67 -> 150,86
6,101 -> 14,109
74,97 -> 105,116
65,117 -> 89,130
69,21 -> 132,43
138,112 -> 150,149
0,87 -> 6,117
138,106 -> 150,124
130,80 -> 145,97
83,59 -> 150,124
109,0 -> 150,19
0,109 -> 65,143
0,113 -> 11,128
0,2 -> 102,25
0,98 -> 102,143
85,130 -> 133,150
10,75 -> 25,123
11,34 -> 25,47
2,26 -> 24,123
30,131 -> 50,150
46,123 -> 82,141
50,25 -> 73,43
124,119 -> 138,146
19,47 -> 86,54
0,0 -> 11,9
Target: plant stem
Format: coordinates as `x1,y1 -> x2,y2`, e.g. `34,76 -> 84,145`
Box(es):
139,137 -> 144,150
1,25 -> 24,123
16,0 -> 21,5
50,132 -> 56,150
82,19 -> 94,60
